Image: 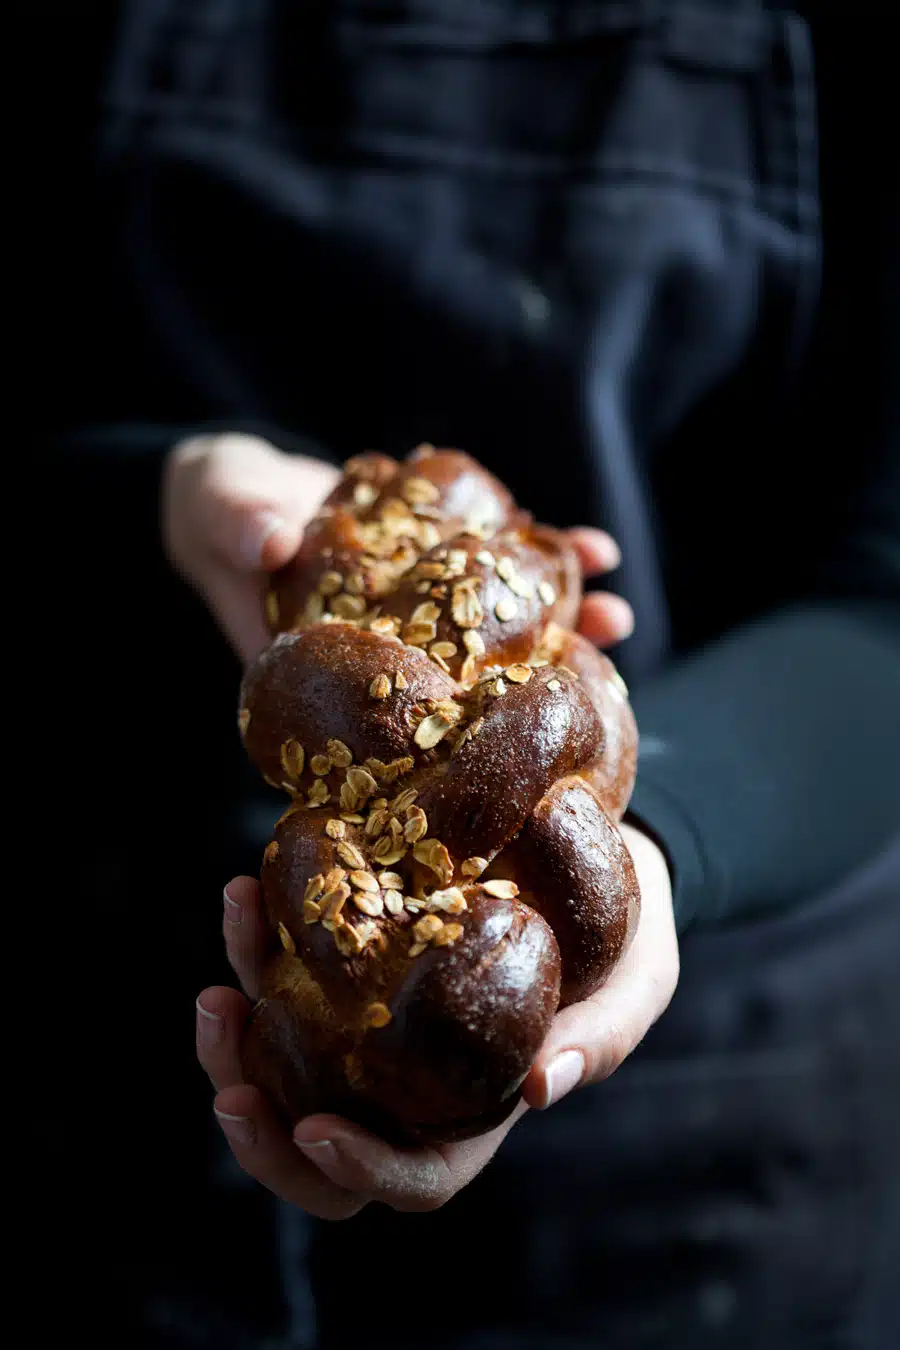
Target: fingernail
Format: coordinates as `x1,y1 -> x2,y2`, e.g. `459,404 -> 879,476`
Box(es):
214,1109 -> 256,1146
196,997 -> 224,1049
295,1138 -> 337,1167
542,1050 -> 585,1108
223,887 -> 242,925
240,509 -> 287,569
599,534 -> 622,570
606,595 -> 634,640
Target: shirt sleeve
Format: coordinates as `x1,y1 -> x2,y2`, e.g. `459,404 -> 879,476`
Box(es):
626,7 -> 900,931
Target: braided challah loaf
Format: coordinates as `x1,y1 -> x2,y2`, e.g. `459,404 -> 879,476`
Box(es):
238,446 -> 640,1143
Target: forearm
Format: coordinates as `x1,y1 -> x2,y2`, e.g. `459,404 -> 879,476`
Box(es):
627,599 -> 900,932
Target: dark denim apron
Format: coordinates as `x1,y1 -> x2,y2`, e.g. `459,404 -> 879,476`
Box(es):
99,3 -> 900,1346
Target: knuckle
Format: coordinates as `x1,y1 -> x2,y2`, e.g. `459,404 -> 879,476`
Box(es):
316,1197 -> 369,1222
647,954 -> 680,1018
395,1188 -> 452,1214
591,1020 -> 632,1082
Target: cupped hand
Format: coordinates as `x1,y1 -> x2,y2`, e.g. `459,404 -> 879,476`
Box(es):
162,434 -> 634,665
196,822 -> 677,1219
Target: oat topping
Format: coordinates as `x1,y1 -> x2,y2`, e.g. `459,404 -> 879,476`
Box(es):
538,581 -> 556,605
349,869 -> 380,893
305,874 -> 326,902
404,806 -> 428,842
352,888 -> 384,917
404,620 -> 437,647
303,899 -> 322,923
365,807 -> 390,837
371,838 -> 407,865
266,591 -> 279,627
322,882 -> 351,921
547,679 -> 562,692
333,924 -> 363,956
310,754 -> 332,776
325,818 -> 346,840
280,739 -> 305,779
318,571 -> 343,596
278,922 -> 296,954
327,739 -> 353,768
432,922 -> 464,947
383,889 -> 404,915
394,669 -> 409,690
369,672 -> 392,699
413,837 -> 454,885
413,914 -> 444,942
414,600 -> 443,625
461,856 -> 488,877
337,841 -> 367,870
459,655 -> 478,683
414,713 -> 454,749
347,767 -> 379,801
427,887 -> 467,915
363,1001 -> 393,1028
264,841 -> 279,863
505,664 -> 533,684
302,592 -> 325,624
482,879 -> 520,899
402,476 -> 441,506
238,708 -> 251,736
494,597 -> 518,622
451,577 -> 484,628
331,593 -> 367,620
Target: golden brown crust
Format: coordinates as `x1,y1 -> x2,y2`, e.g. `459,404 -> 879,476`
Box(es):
236,446 -> 640,1142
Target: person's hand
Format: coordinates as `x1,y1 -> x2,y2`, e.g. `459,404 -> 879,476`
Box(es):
162,433 -> 342,663
196,821 -> 677,1219
162,433 -> 634,666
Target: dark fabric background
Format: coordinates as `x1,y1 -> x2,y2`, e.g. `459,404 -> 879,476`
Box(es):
21,2 -> 899,1347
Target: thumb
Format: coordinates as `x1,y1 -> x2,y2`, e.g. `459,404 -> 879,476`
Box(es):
522,830 -> 679,1111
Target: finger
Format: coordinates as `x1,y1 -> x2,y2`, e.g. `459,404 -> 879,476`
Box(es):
196,434 -> 309,572
577,592 -> 635,647
566,527 -> 622,577
199,558 -> 273,665
196,985 -> 252,1092
293,1101 -> 528,1213
522,887 -> 678,1111
213,1085 -> 367,1220
222,876 -> 271,1001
